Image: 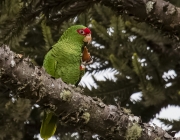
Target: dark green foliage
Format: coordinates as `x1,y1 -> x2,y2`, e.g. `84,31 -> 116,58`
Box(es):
0,0 -> 180,139
0,0 -> 96,46
158,118 -> 180,132
0,85 -> 31,139
41,20 -> 54,50
169,0 -> 180,7
83,4 -> 180,131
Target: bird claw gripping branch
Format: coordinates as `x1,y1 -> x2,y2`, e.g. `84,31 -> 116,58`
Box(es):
81,46 -> 93,68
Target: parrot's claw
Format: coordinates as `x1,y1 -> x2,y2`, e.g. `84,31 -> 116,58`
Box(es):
81,57 -> 93,65
85,57 -> 93,65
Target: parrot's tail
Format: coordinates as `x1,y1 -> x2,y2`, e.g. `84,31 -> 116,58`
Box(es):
40,111 -> 58,140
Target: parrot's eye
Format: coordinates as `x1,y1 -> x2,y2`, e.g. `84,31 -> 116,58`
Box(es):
77,29 -> 86,35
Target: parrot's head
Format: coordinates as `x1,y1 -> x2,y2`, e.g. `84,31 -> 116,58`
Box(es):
62,25 -> 92,44
77,26 -> 91,44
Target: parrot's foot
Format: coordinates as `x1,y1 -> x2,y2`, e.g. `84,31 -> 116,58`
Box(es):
81,46 -> 93,65
81,57 -> 93,65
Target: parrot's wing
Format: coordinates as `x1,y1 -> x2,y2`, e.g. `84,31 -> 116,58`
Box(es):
43,50 -> 58,78
43,42 -> 83,85
56,62 -> 83,84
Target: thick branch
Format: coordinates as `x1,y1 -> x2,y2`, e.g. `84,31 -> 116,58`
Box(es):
0,45 -> 179,140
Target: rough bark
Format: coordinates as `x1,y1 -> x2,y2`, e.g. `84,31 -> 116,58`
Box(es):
102,0 -> 180,39
0,45 -> 180,140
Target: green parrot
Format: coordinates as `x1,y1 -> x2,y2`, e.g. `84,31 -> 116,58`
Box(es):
40,25 -> 92,140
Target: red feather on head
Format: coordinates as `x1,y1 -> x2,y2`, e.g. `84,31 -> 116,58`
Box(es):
84,28 -> 91,34
77,28 -> 91,36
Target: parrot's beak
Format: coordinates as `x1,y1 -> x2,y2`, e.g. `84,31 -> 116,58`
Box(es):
83,34 -> 91,44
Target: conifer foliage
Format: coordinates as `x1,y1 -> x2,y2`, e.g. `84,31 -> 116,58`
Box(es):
0,0 -> 180,140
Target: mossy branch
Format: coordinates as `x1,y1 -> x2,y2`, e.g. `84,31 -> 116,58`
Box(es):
0,45 -> 178,140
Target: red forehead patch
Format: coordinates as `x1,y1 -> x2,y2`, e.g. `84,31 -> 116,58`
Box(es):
77,27 -> 91,36
84,28 -> 91,34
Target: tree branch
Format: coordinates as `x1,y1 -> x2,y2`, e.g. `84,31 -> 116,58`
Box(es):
102,0 -> 180,38
0,45 -> 179,140
2,0 -> 180,45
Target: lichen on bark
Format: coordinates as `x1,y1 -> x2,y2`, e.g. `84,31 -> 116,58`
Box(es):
125,123 -> 142,140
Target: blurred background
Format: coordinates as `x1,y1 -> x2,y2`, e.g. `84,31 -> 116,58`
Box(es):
1,0 -> 180,139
